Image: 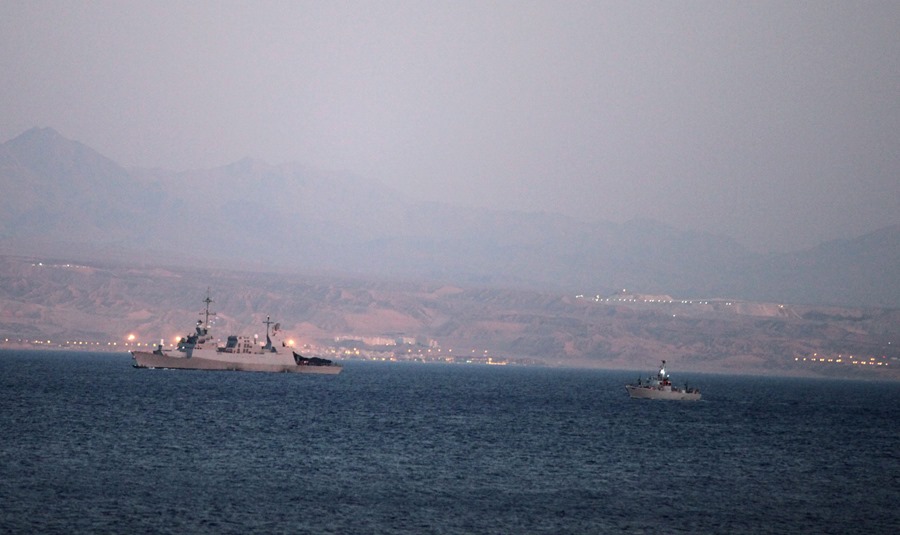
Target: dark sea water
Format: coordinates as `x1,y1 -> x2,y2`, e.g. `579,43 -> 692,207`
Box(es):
1,351 -> 898,534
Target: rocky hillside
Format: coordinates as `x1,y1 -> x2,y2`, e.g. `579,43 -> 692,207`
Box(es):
2,255 -> 897,380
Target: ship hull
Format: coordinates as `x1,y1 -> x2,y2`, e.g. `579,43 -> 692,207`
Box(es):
131,351 -> 342,374
625,385 -> 701,401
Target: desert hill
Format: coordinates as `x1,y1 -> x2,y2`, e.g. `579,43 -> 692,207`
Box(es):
1,255 -> 896,380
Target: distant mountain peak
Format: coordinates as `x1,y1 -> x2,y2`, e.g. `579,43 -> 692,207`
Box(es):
5,126 -> 79,148
5,126 -> 84,152
19,126 -> 64,139
1,126 -> 129,189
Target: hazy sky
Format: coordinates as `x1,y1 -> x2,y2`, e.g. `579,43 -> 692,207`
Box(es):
2,1 -> 898,252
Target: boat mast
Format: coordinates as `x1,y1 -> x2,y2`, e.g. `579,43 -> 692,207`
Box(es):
201,287 -> 216,331
263,315 -> 275,350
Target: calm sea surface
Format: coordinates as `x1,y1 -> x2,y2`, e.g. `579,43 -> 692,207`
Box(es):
1,350 -> 898,534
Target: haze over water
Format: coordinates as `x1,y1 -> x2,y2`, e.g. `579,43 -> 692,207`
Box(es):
2,351 -> 897,534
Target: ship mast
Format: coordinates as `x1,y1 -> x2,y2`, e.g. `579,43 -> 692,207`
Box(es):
262,315 -> 275,350
200,287 -> 216,331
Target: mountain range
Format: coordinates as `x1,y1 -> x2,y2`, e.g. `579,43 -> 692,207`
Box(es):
1,127 -> 898,308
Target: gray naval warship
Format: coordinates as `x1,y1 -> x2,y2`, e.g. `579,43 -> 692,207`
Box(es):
625,360 -> 700,400
131,292 -> 341,374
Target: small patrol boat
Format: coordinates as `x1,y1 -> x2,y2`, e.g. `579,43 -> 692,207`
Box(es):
626,360 -> 700,400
